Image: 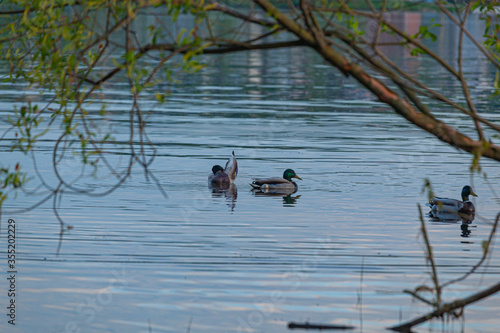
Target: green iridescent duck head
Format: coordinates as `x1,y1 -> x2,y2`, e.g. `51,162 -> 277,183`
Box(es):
283,169 -> 302,182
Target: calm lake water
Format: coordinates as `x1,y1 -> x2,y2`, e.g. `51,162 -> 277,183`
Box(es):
1,11 -> 500,333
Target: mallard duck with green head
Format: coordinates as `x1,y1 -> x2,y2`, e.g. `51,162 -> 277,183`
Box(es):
429,185 -> 478,215
250,169 -> 302,193
208,151 -> 238,189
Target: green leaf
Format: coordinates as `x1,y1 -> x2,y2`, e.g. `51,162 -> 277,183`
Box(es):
411,48 -> 425,56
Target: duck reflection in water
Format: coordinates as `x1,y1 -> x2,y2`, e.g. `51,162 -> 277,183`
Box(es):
460,221 -> 475,238
427,205 -> 475,239
210,184 -> 237,211
283,194 -> 301,206
250,188 -> 301,206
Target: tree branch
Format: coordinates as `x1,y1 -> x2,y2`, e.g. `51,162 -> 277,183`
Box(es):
435,0 -> 500,70
389,281 -> 500,332
253,0 -> 500,161
456,3 -> 485,141
208,1 -> 275,27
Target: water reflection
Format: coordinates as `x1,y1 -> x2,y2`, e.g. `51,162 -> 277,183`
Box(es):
283,194 -> 301,206
428,209 -> 475,238
210,184 -> 237,211
251,189 -> 301,206
461,222 -> 475,238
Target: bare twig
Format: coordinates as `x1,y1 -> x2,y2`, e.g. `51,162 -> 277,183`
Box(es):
456,2 -> 485,141
418,204 -> 441,305
207,1 -> 275,27
441,212 -> 500,289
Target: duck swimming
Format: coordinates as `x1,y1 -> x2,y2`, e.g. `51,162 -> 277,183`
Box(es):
429,185 -> 478,216
208,151 -> 238,189
250,169 -> 302,194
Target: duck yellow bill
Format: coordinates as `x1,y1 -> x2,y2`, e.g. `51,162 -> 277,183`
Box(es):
471,190 -> 478,197
293,174 -> 302,180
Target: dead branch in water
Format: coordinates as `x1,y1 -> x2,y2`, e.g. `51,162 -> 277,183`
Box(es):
288,322 -> 355,330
